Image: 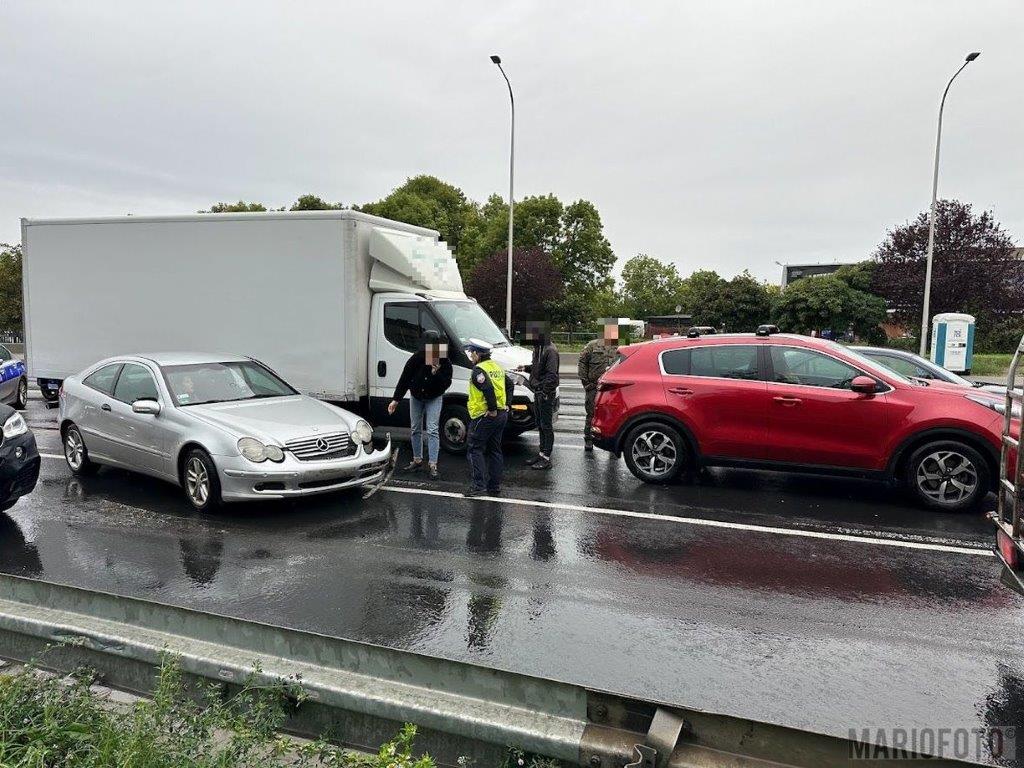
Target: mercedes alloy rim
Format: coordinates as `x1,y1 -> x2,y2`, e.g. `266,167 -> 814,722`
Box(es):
65,429 -> 83,470
916,450 -> 978,505
185,457 -> 210,506
631,430 -> 678,477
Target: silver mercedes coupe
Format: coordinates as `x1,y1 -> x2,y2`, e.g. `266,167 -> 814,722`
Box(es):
58,353 -> 392,510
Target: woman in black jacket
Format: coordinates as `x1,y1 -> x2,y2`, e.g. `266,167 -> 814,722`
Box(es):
387,331 -> 453,479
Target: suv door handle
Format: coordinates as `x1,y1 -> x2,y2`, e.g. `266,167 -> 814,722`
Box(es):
773,396 -> 801,405
667,387 -> 693,396
101,403 -> 112,412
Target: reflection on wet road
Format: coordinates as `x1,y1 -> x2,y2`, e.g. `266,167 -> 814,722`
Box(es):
3,407 -> 1023,765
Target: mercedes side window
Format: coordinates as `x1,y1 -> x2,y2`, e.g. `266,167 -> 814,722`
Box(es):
879,355 -> 931,379
771,347 -> 862,389
688,345 -> 759,380
83,363 -> 123,395
112,363 -> 159,404
0,345 -> 10,363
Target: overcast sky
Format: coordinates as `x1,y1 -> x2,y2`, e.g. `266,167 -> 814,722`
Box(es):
1,1 -> 1021,282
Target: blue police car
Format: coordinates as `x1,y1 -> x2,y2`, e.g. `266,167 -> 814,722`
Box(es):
0,344 -> 28,410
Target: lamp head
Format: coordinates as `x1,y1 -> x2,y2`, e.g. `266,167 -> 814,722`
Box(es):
490,55 -> 502,64
966,51 -> 981,62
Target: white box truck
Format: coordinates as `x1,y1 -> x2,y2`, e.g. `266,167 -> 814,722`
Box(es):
21,210 -> 542,452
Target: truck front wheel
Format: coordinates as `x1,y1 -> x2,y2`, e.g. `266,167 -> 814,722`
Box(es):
440,404 -> 470,454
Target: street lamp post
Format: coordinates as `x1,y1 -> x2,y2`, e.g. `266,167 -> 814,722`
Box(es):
919,51 -> 981,358
490,54 -> 515,335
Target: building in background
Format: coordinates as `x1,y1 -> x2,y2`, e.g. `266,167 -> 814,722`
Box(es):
779,261 -> 859,288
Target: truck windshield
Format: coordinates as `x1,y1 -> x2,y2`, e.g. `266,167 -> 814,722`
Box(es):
162,361 -> 297,406
431,301 -> 509,348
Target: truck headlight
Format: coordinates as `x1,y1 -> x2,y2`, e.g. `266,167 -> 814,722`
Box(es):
238,437 -> 284,463
2,413 -> 27,440
353,420 -> 373,445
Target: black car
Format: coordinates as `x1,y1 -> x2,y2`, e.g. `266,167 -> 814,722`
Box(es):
0,401 -> 40,512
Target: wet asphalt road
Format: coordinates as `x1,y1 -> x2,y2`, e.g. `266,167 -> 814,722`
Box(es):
4,393 -> 1024,765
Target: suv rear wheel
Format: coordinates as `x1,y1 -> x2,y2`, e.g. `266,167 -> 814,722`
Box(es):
622,423 -> 688,484
905,440 -> 990,512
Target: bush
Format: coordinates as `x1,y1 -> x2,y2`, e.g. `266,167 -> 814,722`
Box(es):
0,656 -> 436,768
975,318 -> 1024,355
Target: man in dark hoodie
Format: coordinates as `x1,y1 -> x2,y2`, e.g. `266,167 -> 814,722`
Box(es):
518,322 -> 559,470
388,331 -> 453,479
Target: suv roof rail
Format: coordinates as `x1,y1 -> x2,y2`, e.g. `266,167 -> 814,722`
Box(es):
755,324 -> 780,337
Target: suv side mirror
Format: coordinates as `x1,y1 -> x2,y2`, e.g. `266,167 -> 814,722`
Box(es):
132,399 -> 161,415
851,376 -> 877,394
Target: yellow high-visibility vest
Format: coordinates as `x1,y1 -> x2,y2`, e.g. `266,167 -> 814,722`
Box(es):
467,358 -> 507,418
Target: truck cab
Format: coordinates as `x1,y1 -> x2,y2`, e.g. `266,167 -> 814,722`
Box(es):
369,293 -> 537,452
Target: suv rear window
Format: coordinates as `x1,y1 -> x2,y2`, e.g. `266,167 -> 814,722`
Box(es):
662,345 -> 760,380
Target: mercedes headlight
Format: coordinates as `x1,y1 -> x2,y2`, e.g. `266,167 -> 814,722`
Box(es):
237,437 -> 285,463
2,413 -> 27,440
353,420 -> 373,445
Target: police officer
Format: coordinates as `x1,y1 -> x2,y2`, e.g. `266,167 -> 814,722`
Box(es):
464,338 -> 507,497
578,320 -> 621,451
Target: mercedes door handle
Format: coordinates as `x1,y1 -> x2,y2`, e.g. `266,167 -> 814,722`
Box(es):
667,387 -> 693,396
101,403 -> 112,411
773,396 -> 801,406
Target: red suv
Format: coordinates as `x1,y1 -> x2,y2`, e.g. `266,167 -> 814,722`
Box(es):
591,332 -> 1010,511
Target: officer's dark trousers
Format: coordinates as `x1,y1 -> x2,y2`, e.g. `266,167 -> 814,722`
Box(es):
468,410 -> 507,492
535,393 -> 555,457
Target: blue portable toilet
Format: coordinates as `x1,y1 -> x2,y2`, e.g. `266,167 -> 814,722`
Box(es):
930,313 -> 975,374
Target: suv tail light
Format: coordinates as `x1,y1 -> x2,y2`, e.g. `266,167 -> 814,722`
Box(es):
998,529 -> 1020,570
597,380 -> 633,393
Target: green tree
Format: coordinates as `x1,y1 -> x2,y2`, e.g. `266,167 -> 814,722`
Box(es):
678,270 -> 726,326
555,199 -> 616,298
357,176 -> 485,272
289,194 -> 344,210
476,194 -> 563,258
0,243 -> 22,332
772,275 -> 887,340
618,254 -> 682,318
202,201 -> 267,213
474,194 -> 615,327
712,271 -> 774,332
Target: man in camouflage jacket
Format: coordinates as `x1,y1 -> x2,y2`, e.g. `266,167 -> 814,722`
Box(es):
578,321 -> 622,450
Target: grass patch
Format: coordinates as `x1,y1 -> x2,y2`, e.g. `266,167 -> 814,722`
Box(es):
0,656 -> 435,768
971,354 -> 1012,377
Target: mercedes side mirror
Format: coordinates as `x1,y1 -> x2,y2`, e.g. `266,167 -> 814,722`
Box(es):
851,376 -> 877,394
132,399 -> 161,415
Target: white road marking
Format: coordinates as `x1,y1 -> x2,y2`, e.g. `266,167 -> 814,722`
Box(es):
35,453 -> 992,557
381,486 -> 994,557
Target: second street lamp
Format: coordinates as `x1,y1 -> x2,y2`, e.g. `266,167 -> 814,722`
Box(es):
919,51 -> 981,358
490,54 -> 515,335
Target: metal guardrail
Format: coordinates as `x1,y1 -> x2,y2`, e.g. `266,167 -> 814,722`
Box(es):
0,573 -> 976,767
0,330 -> 24,344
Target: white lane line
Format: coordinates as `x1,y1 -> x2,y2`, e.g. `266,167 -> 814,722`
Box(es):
382,486 -> 993,557
35,453 -> 991,557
